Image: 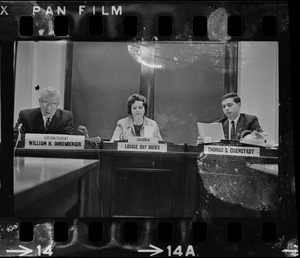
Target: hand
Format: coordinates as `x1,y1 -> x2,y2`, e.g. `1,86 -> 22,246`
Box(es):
251,130 -> 267,140
197,136 -> 204,145
78,125 -> 89,139
88,136 -> 101,143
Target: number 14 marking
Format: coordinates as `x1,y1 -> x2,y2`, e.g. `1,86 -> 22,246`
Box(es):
37,245 -> 53,256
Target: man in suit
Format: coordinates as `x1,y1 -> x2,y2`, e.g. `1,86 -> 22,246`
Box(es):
195,94 -> 264,219
218,92 -> 263,140
14,87 -> 74,140
197,92 -> 263,143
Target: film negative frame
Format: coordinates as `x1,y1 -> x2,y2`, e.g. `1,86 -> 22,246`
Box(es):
0,0 -> 298,257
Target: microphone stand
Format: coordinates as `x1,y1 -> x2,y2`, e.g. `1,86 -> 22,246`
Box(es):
13,123 -> 22,157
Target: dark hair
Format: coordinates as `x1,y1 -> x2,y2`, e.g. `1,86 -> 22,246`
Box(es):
127,93 -> 148,115
220,93 -> 241,104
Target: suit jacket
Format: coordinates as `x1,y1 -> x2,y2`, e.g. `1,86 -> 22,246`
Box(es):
14,107 -> 74,139
217,113 -> 263,140
111,116 -> 163,141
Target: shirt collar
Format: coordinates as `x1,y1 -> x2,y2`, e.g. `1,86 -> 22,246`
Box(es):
42,115 -> 53,124
127,116 -> 146,128
228,114 -> 240,125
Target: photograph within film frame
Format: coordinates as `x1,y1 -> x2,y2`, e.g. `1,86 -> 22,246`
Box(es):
0,1 -> 297,257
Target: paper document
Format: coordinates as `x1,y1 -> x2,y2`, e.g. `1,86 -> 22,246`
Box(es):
197,122 -> 225,142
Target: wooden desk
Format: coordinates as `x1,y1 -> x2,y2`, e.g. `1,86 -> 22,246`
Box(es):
15,144 -> 191,217
14,141 -> 278,218
14,157 -> 100,217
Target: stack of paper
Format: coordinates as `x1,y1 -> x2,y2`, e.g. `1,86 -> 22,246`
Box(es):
197,122 -> 225,142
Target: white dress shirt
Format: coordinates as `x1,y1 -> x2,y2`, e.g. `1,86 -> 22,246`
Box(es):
42,116 -> 53,128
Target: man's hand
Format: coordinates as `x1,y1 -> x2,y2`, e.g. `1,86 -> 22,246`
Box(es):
252,130 -> 267,139
78,125 -> 89,139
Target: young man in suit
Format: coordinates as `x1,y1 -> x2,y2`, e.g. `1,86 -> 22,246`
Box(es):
197,92 -> 263,143
217,92 -> 263,140
13,87 -> 74,140
195,94 -> 265,218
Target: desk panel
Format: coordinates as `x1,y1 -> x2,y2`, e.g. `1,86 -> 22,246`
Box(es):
100,150 -> 186,217
14,157 -> 100,217
112,168 -> 173,217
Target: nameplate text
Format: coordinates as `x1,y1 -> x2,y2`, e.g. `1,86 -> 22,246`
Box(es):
127,136 -> 159,144
117,142 -> 167,152
204,145 -> 260,157
25,134 -> 85,149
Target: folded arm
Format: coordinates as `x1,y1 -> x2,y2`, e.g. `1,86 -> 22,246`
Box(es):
63,112 -> 74,135
249,116 -> 263,132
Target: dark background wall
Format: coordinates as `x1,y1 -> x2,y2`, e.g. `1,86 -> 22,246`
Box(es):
70,42 -> 225,144
154,43 -> 224,144
70,42 -> 140,139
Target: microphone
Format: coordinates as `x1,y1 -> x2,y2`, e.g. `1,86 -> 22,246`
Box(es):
18,123 -> 23,131
78,125 -> 101,143
14,123 -> 23,156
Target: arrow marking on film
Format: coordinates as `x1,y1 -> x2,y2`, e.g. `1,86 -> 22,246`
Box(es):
6,245 -> 33,256
138,244 -> 164,256
282,249 -> 298,253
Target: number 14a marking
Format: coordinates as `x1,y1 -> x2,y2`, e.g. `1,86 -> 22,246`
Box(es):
167,245 -> 195,256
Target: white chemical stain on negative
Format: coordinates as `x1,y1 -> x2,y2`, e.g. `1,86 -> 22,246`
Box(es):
6,224 -> 18,233
128,40 -> 225,72
282,242 -> 298,257
32,4 -> 54,36
273,237 -> 298,257
197,151 -> 278,212
128,41 -> 163,69
0,222 -> 21,256
33,223 -> 55,255
0,222 -> 54,257
15,2 -> 55,36
207,8 -> 231,41
0,223 -> 19,242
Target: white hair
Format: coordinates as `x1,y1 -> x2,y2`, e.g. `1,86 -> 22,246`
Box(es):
40,87 -> 60,100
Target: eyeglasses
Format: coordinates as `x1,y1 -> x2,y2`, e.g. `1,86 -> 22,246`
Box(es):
40,99 -> 59,108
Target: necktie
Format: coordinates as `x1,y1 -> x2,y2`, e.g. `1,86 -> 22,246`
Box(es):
230,121 -> 236,140
45,118 -> 51,131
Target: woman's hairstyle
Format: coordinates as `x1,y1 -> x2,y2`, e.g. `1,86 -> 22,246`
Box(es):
127,93 -> 148,115
220,92 -> 241,104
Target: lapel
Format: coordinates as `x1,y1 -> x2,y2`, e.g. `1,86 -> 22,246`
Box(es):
143,117 -> 149,126
47,109 -> 60,132
235,114 -> 245,138
223,119 -> 229,139
126,116 -> 135,134
35,108 -> 47,133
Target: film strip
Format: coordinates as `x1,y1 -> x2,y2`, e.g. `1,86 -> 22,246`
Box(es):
0,1 -> 298,257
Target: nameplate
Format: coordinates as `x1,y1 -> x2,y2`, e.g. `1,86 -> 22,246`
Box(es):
117,142 -> 167,152
25,134 -> 85,149
204,145 -> 260,157
127,136 -> 159,144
